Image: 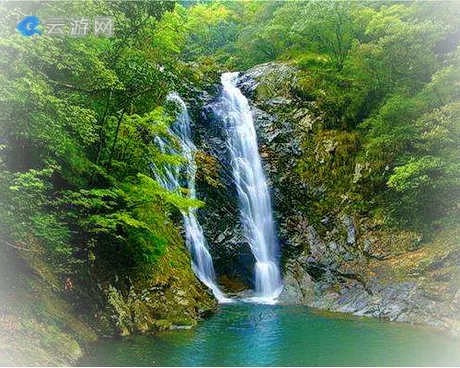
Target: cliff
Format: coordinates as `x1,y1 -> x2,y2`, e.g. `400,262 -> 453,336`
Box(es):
193,62 -> 460,337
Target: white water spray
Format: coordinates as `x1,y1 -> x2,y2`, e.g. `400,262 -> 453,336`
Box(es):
220,72 -> 283,303
153,93 -> 229,303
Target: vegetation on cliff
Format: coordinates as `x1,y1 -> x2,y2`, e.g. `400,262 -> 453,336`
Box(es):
0,1 -> 218,363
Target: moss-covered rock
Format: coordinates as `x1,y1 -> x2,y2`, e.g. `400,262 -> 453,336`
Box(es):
0,248 -> 97,366
0,221 -> 217,365
100,237 -> 217,336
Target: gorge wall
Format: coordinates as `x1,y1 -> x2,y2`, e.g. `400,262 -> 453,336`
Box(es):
3,61 -> 458,366
191,63 -> 460,337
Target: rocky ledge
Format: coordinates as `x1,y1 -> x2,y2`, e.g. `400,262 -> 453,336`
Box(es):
279,237 -> 460,338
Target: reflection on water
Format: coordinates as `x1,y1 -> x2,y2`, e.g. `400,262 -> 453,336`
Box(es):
79,304 -> 460,367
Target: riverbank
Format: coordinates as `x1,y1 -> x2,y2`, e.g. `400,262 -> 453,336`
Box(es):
0,249 -> 97,366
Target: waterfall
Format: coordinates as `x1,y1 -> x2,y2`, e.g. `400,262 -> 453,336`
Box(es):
219,72 -> 283,303
153,93 -> 229,303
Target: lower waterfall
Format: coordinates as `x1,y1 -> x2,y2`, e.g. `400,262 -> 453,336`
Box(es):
219,72 -> 283,303
153,92 -> 229,303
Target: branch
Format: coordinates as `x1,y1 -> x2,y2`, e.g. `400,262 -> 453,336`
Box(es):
106,108 -> 127,170
53,83 -> 96,95
0,238 -> 40,252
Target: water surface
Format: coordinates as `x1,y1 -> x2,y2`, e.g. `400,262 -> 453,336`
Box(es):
80,304 -> 460,366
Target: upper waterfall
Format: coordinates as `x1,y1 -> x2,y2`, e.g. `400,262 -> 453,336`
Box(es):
219,72 -> 283,303
153,92 -> 229,303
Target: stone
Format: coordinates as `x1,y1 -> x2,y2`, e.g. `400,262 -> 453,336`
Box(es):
278,260 -> 314,305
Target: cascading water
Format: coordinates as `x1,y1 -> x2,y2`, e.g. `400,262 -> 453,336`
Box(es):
220,72 -> 283,303
153,93 -> 229,303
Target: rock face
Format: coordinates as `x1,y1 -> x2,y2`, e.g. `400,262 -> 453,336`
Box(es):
234,62 -> 460,337
189,89 -> 255,289
186,62 -> 460,338
278,258 -> 315,305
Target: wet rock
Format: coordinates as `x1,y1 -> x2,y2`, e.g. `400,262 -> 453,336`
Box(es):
169,325 -> 193,330
192,87 -> 255,288
279,259 -> 314,305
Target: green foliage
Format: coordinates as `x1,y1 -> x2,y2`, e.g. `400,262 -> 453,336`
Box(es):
0,0 -> 213,330
388,156 -> 443,192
